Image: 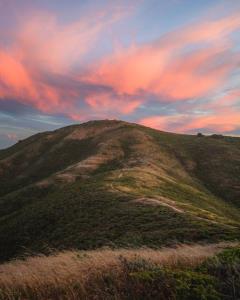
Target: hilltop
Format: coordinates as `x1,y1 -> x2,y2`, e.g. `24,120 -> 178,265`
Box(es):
0,120 -> 240,261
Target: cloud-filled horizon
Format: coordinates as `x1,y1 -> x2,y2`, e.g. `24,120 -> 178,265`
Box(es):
0,0 -> 240,148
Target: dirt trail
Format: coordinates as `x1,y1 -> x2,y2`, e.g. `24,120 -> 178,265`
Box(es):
131,196 -> 239,228
132,197 -> 184,213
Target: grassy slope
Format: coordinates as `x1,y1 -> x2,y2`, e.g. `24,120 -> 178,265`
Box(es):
0,120 -> 240,261
0,243 -> 239,300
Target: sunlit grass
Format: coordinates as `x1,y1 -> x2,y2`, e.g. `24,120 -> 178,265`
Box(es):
0,242 -> 237,300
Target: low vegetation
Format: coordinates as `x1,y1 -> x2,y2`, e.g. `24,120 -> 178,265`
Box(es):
0,181 -> 239,262
0,243 -> 239,300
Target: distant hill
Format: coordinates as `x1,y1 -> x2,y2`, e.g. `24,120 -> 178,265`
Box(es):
0,120 -> 240,261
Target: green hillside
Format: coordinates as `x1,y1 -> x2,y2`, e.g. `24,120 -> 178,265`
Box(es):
0,120 -> 240,261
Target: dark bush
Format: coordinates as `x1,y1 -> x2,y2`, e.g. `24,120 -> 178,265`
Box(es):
199,247 -> 240,300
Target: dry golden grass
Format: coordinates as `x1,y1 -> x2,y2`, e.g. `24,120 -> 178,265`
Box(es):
0,242 -> 236,300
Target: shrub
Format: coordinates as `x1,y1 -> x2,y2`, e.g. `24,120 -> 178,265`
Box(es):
123,268 -> 219,300
210,134 -> 224,139
200,247 -> 240,299
119,256 -> 220,300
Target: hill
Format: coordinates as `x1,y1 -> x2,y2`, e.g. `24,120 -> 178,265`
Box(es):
0,120 -> 240,261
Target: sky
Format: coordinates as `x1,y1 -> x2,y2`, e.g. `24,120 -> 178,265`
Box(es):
0,0 -> 240,148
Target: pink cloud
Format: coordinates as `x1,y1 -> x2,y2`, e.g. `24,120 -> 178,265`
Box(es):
6,133 -> 17,140
0,6 -> 131,118
81,11 -> 240,111
16,9 -> 127,73
209,90 -> 240,109
140,108 -> 240,134
0,6 -> 239,129
140,115 -> 187,132
86,17 -> 240,101
0,50 -> 64,113
86,93 -> 142,114
167,13 -> 240,46
0,51 -> 37,99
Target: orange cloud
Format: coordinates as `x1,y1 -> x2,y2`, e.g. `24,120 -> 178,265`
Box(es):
140,108 -> 240,134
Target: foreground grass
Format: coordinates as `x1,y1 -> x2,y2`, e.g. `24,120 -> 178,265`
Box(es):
0,243 -> 239,300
